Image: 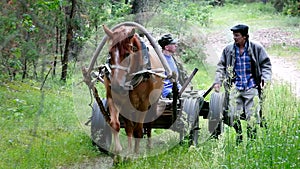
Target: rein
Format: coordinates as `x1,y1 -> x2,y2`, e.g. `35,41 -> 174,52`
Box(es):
110,64 -> 129,71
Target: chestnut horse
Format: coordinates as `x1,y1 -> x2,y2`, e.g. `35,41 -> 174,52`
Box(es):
102,25 -> 165,154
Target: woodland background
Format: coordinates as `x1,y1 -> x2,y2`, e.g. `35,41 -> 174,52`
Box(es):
1,0 -> 299,82
1,0 -> 299,168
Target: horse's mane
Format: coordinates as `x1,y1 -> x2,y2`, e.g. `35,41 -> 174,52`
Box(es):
108,26 -> 143,73
108,26 -> 140,55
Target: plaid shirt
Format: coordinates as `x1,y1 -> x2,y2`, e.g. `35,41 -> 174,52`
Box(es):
234,43 -> 256,90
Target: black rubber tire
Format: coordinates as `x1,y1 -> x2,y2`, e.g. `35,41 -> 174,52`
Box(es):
183,97 -> 200,146
190,98 -> 200,145
91,100 -> 112,153
189,98 -> 200,129
208,92 -> 224,135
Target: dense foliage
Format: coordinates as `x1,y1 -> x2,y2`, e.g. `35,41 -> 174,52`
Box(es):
2,0 -> 298,82
271,0 -> 300,16
0,0 -> 129,82
226,0 -> 300,16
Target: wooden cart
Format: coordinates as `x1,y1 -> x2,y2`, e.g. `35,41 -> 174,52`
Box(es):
81,22 -> 224,153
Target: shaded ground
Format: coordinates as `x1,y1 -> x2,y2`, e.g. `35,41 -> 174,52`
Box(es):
57,154 -> 113,169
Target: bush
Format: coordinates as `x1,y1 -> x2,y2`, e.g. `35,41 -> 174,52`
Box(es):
271,0 -> 300,16
225,0 -> 262,4
283,0 -> 300,16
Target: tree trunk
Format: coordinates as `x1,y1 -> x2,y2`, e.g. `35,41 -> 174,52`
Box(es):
61,0 -> 76,82
53,25 -> 59,77
22,32 -> 30,81
130,0 -> 160,24
22,58 -> 27,80
33,60 -> 37,79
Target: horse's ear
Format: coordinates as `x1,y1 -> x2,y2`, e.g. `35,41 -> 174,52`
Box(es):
130,28 -> 135,37
103,25 -> 114,38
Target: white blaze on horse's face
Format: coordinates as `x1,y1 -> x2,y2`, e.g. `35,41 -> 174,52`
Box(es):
110,47 -> 129,93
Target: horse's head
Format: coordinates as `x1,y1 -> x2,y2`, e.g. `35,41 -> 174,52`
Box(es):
103,25 -> 143,93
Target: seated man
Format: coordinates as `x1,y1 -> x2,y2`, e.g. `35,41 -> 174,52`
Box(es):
158,34 -> 187,98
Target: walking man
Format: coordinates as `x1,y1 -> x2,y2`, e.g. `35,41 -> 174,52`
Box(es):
213,24 -> 272,144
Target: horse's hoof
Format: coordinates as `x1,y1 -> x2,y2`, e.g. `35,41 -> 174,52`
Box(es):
114,144 -> 123,154
113,154 -> 122,165
147,144 -> 152,150
124,155 -> 132,162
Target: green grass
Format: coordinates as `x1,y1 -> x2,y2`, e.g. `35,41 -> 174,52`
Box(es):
269,44 -> 300,58
111,2 -> 300,168
111,83 -> 300,169
1,79 -> 299,169
269,44 -> 300,69
0,81 -> 100,169
1,2 -> 300,169
208,3 -> 291,29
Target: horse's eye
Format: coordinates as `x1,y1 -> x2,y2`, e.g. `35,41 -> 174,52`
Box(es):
107,53 -> 111,59
128,35 -> 133,40
132,46 -> 137,51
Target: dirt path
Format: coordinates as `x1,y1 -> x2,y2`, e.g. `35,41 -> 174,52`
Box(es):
58,154 -> 113,169
204,27 -> 300,97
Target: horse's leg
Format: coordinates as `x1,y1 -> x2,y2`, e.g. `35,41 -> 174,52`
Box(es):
123,118 -> 134,153
144,100 -> 160,149
127,135 -> 133,153
112,130 -> 122,153
135,108 -> 149,153
144,122 -> 152,149
133,122 -> 144,153
107,98 -> 122,153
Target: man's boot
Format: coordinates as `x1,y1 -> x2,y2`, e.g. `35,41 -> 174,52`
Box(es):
233,120 -> 243,145
247,125 -> 257,141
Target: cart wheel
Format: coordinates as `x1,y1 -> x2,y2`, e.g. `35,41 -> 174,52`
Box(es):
91,100 -> 112,153
183,97 -> 192,128
208,92 -> 224,138
192,98 -> 200,144
183,97 -> 201,146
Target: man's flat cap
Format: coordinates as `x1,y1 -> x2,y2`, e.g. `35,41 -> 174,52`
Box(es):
230,24 -> 249,35
158,34 -> 178,49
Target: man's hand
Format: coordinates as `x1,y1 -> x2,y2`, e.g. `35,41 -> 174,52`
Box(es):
213,83 -> 221,92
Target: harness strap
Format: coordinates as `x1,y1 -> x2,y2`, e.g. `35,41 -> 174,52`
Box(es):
110,64 -> 129,71
104,63 -> 111,74
130,69 -> 166,78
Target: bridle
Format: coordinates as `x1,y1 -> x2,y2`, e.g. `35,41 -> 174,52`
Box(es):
108,38 -> 139,75
105,36 -> 152,90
